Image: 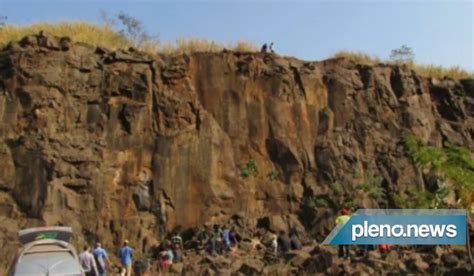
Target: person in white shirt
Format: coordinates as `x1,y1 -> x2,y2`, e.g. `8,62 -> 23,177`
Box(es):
79,245 -> 99,276
271,234 -> 278,255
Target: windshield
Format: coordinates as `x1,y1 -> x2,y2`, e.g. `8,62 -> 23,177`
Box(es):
13,251 -> 83,276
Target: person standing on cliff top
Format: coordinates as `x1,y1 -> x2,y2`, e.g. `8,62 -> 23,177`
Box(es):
269,42 -> 275,53
118,240 -> 134,276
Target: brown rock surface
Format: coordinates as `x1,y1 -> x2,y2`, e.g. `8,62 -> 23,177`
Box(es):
0,33 -> 473,272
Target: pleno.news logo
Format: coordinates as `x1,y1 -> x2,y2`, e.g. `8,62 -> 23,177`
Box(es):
323,209 -> 466,245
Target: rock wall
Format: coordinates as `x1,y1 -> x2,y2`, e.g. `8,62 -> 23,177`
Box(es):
0,33 -> 472,271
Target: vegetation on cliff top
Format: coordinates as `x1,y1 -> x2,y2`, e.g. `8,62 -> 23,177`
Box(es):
0,19 -> 472,79
332,50 -> 474,79
0,21 -> 257,54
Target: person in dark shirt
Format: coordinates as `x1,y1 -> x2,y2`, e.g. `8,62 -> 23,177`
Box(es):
277,231 -> 291,254
290,232 -> 302,250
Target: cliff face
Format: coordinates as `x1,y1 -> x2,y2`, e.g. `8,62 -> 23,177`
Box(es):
0,34 -> 472,270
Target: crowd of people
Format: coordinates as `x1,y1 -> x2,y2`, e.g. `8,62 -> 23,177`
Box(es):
77,223 -> 306,275
77,207 -> 474,275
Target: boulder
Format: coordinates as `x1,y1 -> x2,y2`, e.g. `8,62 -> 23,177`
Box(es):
262,263 -> 291,275
441,253 -> 459,268
433,245 -> 445,258
385,250 -> 399,265
409,253 -> 429,272
367,250 -> 381,260
237,259 -> 265,275
132,184 -> 151,211
285,249 -> 311,268
269,215 -> 288,233
302,252 -> 333,273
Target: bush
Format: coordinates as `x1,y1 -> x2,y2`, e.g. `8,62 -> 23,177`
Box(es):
359,172 -> 385,202
390,44 -> 415,64
403,134 -> 474,209
240,159 -> 259,179
393,186 -> 448,209
266,170 -> 280,182
330,180 -> 345,197
313,197 -> 330,208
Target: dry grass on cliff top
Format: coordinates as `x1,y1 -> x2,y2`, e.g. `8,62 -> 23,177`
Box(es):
0,22 -> 258,53
0,22 -> 131,49
156,38 -> 258,54
0,22 -> 471,79
333,51 -> 474,79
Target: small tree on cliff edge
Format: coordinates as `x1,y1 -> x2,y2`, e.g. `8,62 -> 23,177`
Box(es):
390,44 -> 415,64
117,11 -> 155,48
100,10 -> 157,49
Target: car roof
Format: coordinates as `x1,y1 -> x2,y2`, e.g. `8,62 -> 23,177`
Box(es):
11,238 -> 84,276
14,251 -> 83,275
19,226 -> 73,245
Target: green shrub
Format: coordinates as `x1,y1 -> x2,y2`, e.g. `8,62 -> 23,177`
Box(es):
403,134 -> 474,209
240,159 -> 259,179
330,180 -> 345,197
313,197 -> 330,208
359,172 -> 385,201
266,170 -> 280,181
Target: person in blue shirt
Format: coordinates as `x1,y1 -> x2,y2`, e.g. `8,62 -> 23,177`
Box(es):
118,240 -> 134,276
92,242 -> 110,276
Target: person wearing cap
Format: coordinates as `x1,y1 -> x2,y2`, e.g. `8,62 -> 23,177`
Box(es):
118,240 -> 134,276
335,209 -> 351,259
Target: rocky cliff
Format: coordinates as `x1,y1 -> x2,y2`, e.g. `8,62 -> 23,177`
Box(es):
0,33 -> 472,272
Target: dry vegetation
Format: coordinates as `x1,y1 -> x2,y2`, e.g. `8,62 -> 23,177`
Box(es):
156,38 -> 257,54
332,50 -> 474,79
332,50 -> 382,65
0,22 -> 131,49
0,22 -> 471,79
0,22 -> 257,54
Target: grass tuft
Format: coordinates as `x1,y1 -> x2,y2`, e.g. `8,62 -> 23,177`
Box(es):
157,38 -> 257,54
332,50 -> 382,65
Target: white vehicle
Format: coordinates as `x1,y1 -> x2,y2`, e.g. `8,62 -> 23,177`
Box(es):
8,226 -> 85,276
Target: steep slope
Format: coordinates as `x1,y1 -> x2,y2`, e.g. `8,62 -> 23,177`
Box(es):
0,33 -> 472,272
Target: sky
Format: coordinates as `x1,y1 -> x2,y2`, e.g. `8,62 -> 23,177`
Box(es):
0,0 -> 472,70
